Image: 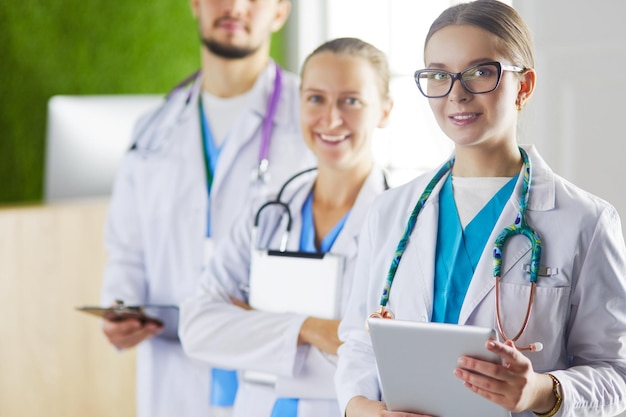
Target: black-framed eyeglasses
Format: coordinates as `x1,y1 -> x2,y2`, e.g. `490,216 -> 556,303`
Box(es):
414,61 -> 524,98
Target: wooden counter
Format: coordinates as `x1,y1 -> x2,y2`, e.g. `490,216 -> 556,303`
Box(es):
0,200 -> 135,417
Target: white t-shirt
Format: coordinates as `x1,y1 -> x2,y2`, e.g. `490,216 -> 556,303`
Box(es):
201,89 -> 255,147
451,176 -> 513,229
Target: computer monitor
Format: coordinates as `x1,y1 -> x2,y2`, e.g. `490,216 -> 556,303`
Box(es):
44,94 -> 164,201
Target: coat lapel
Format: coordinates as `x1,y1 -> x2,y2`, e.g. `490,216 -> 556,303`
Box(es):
285,183 -> 310,253
166,79 -> 208,216
390,175 -> 448,320
458,197 -> 527,324
331,167 -> 388,260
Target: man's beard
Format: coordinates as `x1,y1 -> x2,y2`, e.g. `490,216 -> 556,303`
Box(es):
203,38 -> 258,60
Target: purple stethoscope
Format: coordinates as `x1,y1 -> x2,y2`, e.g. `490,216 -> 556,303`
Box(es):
140,64 -> 283,185
252,64 -> 282,184
199,64 -> 283,186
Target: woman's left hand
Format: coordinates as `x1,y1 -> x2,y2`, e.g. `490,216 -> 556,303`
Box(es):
453,340 -> 556,414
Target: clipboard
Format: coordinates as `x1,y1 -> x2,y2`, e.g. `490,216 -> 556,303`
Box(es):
367,318 -> 510,417
76,300 -> 180,339
248,249 -> 344,320
244,249 -> 344,385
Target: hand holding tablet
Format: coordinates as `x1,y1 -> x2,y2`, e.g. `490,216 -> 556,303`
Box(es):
367,318 -> 510,417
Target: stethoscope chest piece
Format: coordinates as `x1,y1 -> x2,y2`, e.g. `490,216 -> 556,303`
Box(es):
251,158 -> 270,185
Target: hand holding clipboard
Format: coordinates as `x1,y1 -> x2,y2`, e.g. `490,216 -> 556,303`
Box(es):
76,300 -> 179,348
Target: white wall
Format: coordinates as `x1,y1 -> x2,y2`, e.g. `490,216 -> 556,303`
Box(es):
514,0 -> 626,237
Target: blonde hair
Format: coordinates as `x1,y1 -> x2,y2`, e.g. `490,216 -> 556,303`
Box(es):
301,37 -> 391,99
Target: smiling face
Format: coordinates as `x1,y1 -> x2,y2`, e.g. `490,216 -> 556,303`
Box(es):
191,0 -> 289,59
300,51 -> 392,173
424,24 -> 529,151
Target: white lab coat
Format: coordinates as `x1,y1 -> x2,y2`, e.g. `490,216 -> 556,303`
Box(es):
180,168 -> 388,417
336,145 -> 626,417
101,61 -> 316,417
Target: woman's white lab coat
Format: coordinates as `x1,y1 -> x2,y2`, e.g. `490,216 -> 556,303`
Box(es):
180,168 -> 388,417
100,62 -> 315,417
336,145 -> 626,417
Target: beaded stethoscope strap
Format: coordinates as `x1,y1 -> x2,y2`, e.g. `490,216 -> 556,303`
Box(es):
376,147 -> 540,310
492,147 -> 543,350
493,147 -> 542,283
377,158 -> 454,311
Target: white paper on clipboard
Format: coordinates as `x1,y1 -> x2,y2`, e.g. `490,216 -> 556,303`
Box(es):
248,249 -> 344,319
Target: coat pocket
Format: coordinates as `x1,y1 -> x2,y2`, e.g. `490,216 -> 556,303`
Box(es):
497,283 -> 571,371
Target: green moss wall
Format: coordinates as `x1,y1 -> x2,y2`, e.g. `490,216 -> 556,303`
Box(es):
0,1 -> 286,204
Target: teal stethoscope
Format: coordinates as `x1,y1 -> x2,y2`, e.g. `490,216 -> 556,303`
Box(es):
369,147 -> 544,352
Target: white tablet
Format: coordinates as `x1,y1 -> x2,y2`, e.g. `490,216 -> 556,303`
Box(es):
368,318 -> 511,417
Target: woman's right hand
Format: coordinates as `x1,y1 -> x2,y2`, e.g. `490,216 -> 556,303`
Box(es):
298,317 -> 341,355
102,318 -> 163,350
346,396 -> 434,417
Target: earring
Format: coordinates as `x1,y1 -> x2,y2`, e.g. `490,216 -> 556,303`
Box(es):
515,99 -> 523,111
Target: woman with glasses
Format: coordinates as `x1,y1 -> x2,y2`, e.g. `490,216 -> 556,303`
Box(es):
336,1 -> 626,416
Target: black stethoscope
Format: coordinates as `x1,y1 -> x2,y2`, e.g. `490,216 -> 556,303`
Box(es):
252,167 -> 390,253
369,147 -> 543,352
252,167 -> 318,252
